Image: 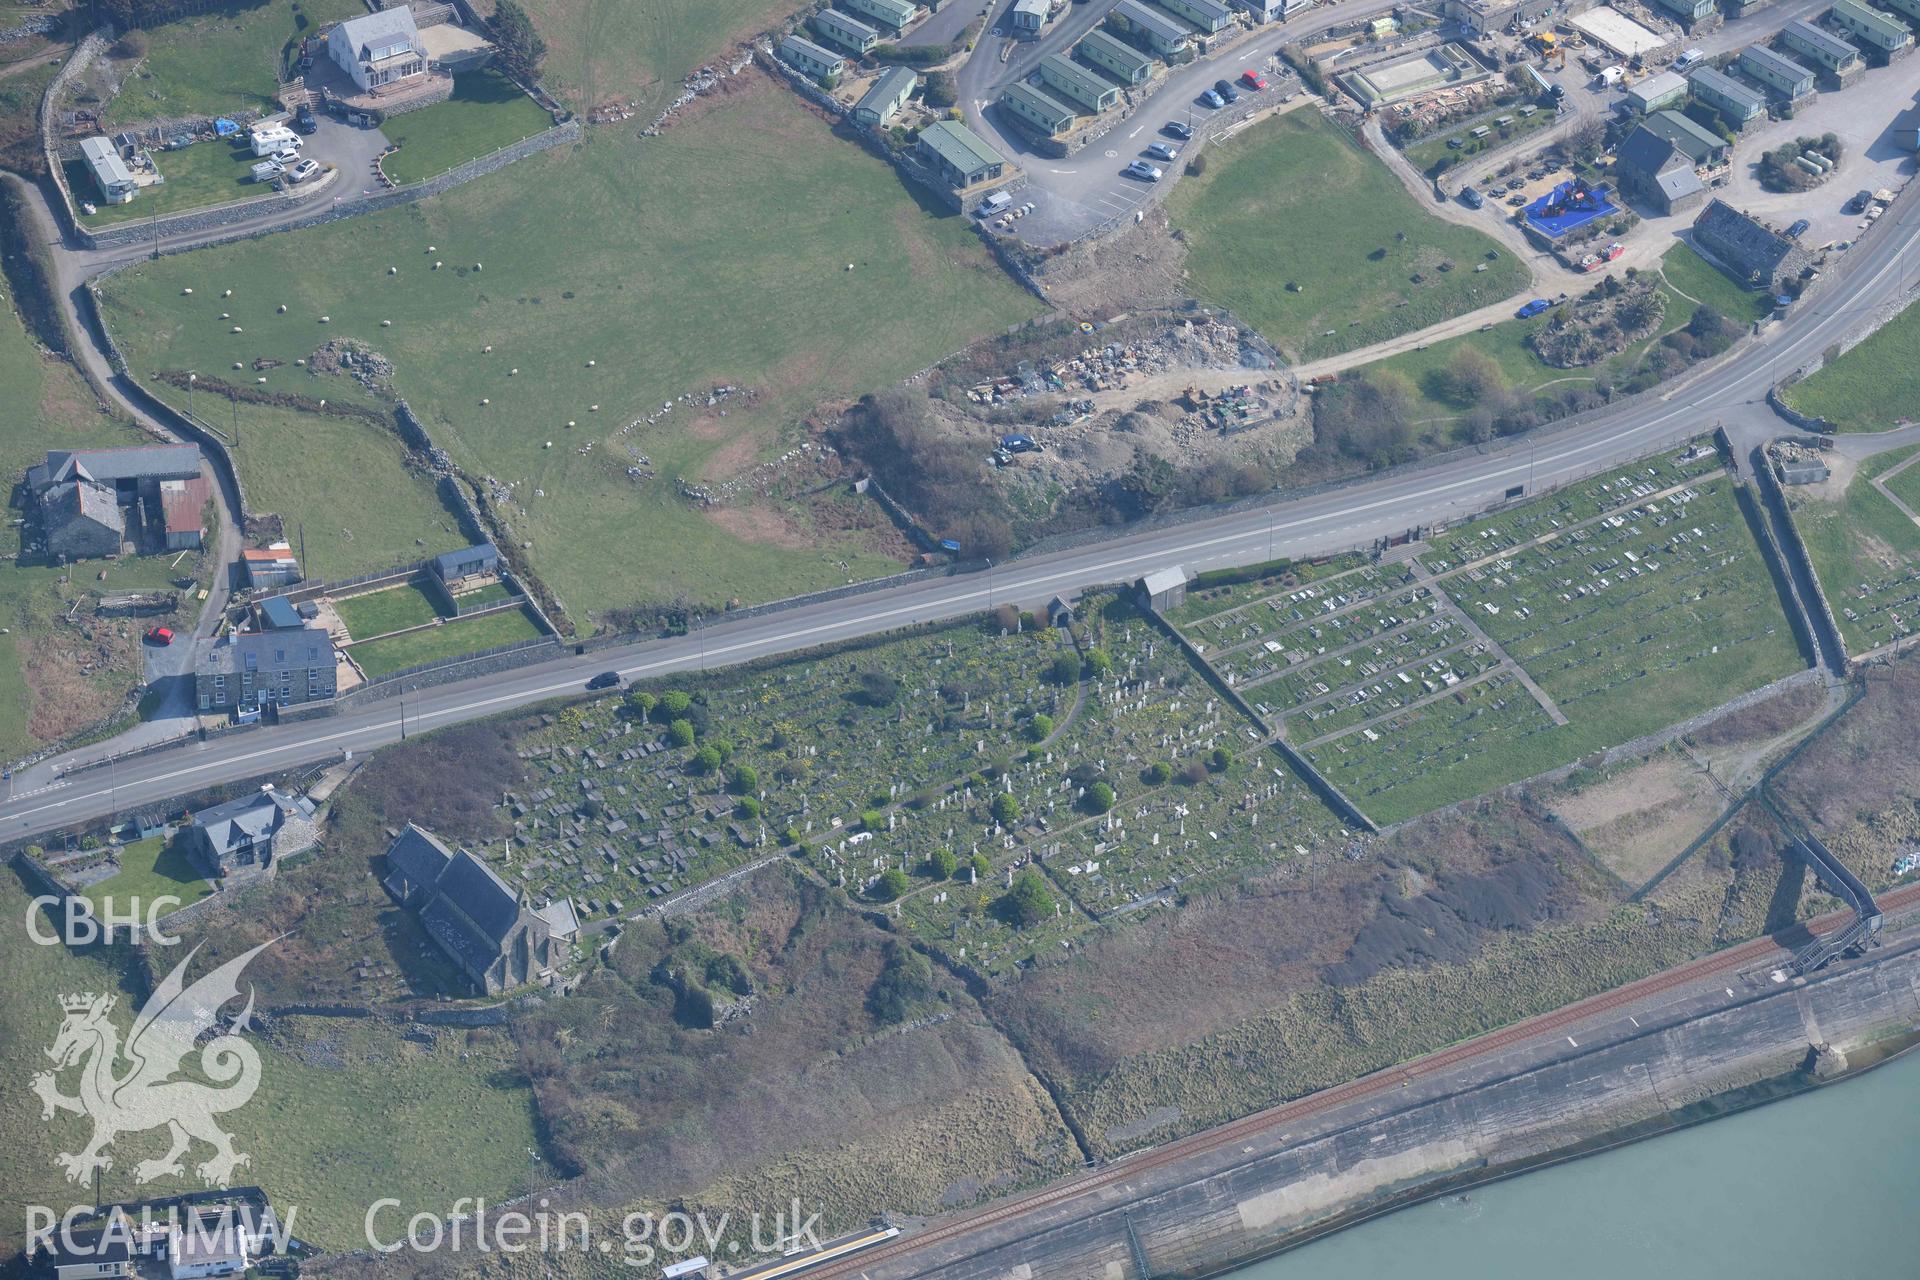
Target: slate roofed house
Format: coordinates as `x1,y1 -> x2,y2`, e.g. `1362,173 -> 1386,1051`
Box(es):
812,7 -> 880,54
853,65 -> 917,126
79,136 -> 138,205
183,787 -> 319,882
776,34 -> 845,83
27,445 -> 201,496
1689,64 -> 1768,128
42,479 -> 124,561
1613,125 -> 1706,214
1639,108 -> 1730,165
168,1211 -> 252,1279
29,1223 -> 135,1279
195,623 -> 337,714
1691,198 -> 1814,292
432,542 -> 501,582
382,826 -> 578,994
327,8 -> 427,92
917,119 -> 1007,189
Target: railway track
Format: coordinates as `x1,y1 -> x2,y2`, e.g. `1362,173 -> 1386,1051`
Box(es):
800,880 -> 1920,1278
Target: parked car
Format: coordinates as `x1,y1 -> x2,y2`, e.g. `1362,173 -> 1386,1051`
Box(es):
1240,70 -> 1267,90
1146,141 -> 1179,162
1848,189 -> 1873,213
1516,298 -> 1554,319
1446,137 -> 1464,149
1213,78 -> 1240,103
1200,88 -> 1225,109
144,627 -> 175,646
295,103 -> 318,135
1786,218 -> 1810,240
585,671 -> 622,691
287,158 -> 320,183
1505,177 -> 1524,190
1163,120 -> 1193,140
269,147 -> 301,166
1123,160 -> 1164,182
1460,186 -> 1485,209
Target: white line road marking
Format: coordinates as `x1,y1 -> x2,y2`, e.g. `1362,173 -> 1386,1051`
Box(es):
1128,125 -> 1144,138
1567,1036 -> 1578,1047
1629,1016 -> 1640,1027
1726,987 -> 1735,997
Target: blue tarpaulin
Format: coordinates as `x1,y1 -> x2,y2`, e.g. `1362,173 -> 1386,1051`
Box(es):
214,117 -> 240,136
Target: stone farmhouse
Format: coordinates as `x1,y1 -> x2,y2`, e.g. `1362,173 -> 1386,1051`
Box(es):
181,787 -> 319,884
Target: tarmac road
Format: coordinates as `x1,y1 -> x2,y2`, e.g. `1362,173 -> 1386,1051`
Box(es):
2,167 -> 1916,839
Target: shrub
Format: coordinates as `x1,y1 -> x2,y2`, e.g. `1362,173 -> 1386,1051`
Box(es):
856,669 -> 901,707
969,852 -> 992,880
1145,762 -> 1173,785
736,796 -> 762,820
667,719 -> 695,747
1084,647 -> 1113,678
625,689 -> 656,718
1026,713 -> 1054,743
1086,781 -> 1116,814
692,745 -> 723,773
862,808 -> 886,833
867,943 -> 935,1022
927,847 -> 960,879
1048,653 -> 1081,686
1000,869 -> 1054,927
991,793 -> 1020,826
728,764 -> 758,795
870,867 -> 911,902
658,690 -> 693,719
924,69 -> 958,108
1208,746 -> 1233,771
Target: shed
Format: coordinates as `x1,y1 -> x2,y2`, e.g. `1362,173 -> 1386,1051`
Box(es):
432,542 -> 501,581
1012,0 -> 1052,35
259,595 -> 305,631
1138,566 -> 1191,610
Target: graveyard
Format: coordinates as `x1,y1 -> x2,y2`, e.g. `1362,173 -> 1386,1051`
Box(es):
1788,444 -> 1920,657
1171,441 -> 1807,823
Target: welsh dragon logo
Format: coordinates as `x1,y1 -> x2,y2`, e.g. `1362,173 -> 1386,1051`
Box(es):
31,940 -> 271,1187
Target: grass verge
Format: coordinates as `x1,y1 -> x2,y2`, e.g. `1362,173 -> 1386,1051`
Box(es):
380,70 -> 554,186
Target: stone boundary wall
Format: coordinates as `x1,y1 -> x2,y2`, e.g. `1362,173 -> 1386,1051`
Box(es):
1768,383 -> 1834,433
41,28 -> 111,242
1732,477 -> 1821,668
1752,438 -> 1851,673
76,119 -> 580,251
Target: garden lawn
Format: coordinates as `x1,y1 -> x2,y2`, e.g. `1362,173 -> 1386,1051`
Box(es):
71,139 -> 271,227
380,71 -> 555,185
515,0 -> 812,113
80,836 -> 215,914
95,72 -> 1041,623
1782,296 -> 1920,431
348,604 -> 546,677
1402,107 -> 1555,177
333,580 -> 447,640
1167,109 -> 1528,362
103,0 -> 366,127
1788,446 -> 1920,656
1658,242 -> 1772,325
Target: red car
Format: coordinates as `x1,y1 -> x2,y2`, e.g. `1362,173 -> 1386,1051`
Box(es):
145,626 -> 175,646
1240,70 -> 1268,91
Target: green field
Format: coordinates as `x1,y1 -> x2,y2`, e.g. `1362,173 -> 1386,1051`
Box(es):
1789,446 -> 1920,656
348,604 -> 546,677
381,71 -> 555,186
79,836 -> 215,914
0,878 -> 541,1248
70,139 -> 275,227
333,580 -> 447,640
516,0 -> 810,113
102,0 -> 366,126
95,74 -> 1040,624
1348,245 -> 1749,431
1167,109 -> 1529,362
1782,296 -> 1920,431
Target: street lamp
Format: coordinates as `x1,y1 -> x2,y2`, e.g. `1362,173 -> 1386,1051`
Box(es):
186,372 -> 196,423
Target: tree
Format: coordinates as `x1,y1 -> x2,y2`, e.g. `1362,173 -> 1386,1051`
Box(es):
862,808 -> 886,833
692,745 -> 723,773
626,689 -> 656,718
1436,348 -> 1503,408
728,763 -> 758,795
1145,762 -> 1173,785
1026,713 -> 1054,743
1084,647 -> 1113,678
737,795 -> 762,820
1208,746 -> 1233,772
1086,781 -> 1116,814
491,1 -> 548,83
991,793 -> 1020,826
870,868 -> 911,902
924,69 -> 957,107
1000,869 -> 1054,927
667,718 -> 695,748
1048,653 -> 1081,686
658,690 -> 693,719
969,852 -> 992,880
927,848 -> 959,879
1311,371 -> 1418,467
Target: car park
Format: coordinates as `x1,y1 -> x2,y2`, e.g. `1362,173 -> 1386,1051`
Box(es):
1201,88 -> 1225,109
1163,120 -> 1193,140
586,671 -> 622,691
1214,79 -> 1239,103
1240,70 -> 1267,90
1517,298 -> 1553,319
1146,141 -> 1179,162
1123,160 -> 1164,182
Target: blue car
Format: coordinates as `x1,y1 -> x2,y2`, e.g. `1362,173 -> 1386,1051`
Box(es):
1516,298 -> 1552,319
1201,88 -> 1225,109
